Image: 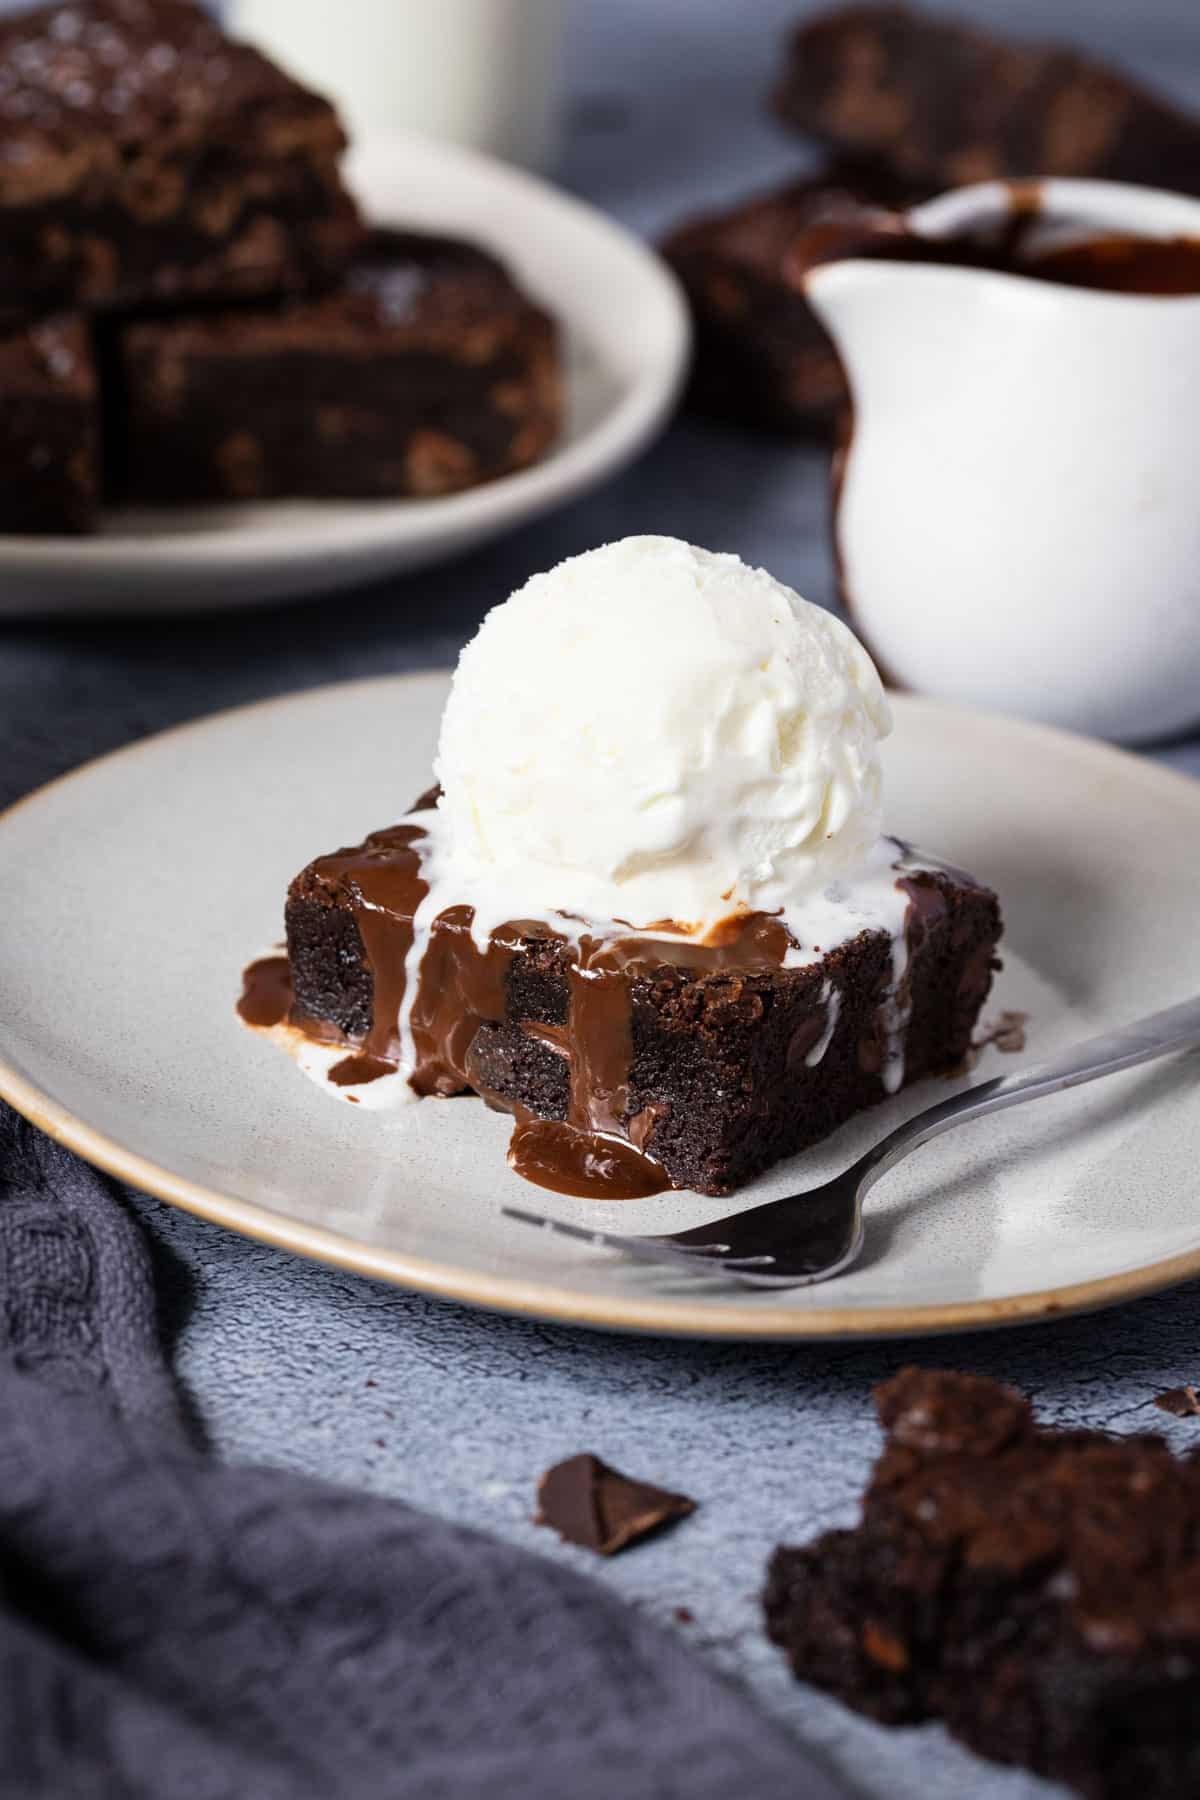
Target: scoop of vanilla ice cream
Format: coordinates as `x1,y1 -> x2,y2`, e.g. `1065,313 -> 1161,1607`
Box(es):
433,536 -> 891,930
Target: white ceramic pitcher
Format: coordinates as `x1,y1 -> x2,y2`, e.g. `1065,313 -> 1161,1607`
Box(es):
805,179 -> 1200,744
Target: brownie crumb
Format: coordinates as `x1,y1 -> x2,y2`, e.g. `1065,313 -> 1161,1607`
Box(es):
1154,1384 -> 1200,1418
537,1453 -> 695,1556
974,1010 -> 1028,1054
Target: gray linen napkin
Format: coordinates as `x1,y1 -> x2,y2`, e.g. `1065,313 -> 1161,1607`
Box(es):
0,1104 -> 842,1800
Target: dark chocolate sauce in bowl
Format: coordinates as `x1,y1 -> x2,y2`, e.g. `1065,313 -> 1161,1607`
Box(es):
793,193 -> 1200,296
1013,234 -> 1200,295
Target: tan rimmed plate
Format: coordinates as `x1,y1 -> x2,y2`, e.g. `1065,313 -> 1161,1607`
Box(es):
3,673 -> 1200,1339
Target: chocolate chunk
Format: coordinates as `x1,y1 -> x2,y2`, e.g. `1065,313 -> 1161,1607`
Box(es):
874,1364 -> 1031,1456
1154,1385 -> 1200,1418
536,1453 -> 695,1556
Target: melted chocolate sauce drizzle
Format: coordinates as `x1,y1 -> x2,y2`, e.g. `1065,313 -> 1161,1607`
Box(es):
236,954 -> 292,1029
240,823 -> 942,1202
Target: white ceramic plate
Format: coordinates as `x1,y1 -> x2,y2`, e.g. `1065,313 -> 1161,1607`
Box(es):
0,133 -> 688,617
3,674 -> 1200,1340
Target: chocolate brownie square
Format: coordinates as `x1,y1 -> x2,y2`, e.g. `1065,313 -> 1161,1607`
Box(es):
284,824 -> 1001,1198
0,0 -> 361,318
0,312 -> 98,532
772,4 -> 1200,196
765,1369 -> 1200,1798
116,229 -> 561,501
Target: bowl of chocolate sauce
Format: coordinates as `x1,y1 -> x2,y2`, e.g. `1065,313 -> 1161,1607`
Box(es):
804,178 -> 1200,744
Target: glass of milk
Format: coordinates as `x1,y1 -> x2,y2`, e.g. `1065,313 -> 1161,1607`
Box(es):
228,0 -> 567,171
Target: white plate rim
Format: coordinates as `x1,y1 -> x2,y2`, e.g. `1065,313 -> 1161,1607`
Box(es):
0,132 -> 690,607
3,675 -> 1200,1341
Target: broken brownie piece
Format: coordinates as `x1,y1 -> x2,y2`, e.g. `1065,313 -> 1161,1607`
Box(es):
0,312 -> 98,533
117,229 -> 561,502
0,0 -> 361,318
772,5 -> 1200,195
765,1369 -> 1200,1799
537,1454 -> 696,1556
662,164 -> 919,434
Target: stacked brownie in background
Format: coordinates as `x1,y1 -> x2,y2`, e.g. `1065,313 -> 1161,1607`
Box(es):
0,314 -> 99,531
664,3 -> 1200,434
0,0 -> 559,532
118,231 -> 560,503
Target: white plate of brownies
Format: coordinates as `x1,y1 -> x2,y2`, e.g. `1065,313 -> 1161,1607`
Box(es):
4,672 -> 1200,1341
0,132 -> 689,616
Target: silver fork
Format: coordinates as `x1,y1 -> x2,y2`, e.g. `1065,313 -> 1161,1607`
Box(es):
502,996 -> 1200,1289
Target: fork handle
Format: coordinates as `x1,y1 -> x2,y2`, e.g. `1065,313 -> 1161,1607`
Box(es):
854,995 -> 1200,1193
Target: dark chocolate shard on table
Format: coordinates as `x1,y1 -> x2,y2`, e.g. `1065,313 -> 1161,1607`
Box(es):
0,0 -> 361,320
772,3 -> 1200,196
281,797 -> 1001,1200
765,1368 -> 1200,1798
116,230 -> 561,502
537,1454 -> 696,1556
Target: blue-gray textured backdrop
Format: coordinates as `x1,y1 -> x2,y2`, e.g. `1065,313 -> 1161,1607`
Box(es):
2,5 -> 1199,1797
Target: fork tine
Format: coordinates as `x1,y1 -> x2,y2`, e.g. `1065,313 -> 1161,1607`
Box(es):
635,1237 -> 732,1256
501,1206 -> 714,1277
501,1205 -> 621,1251
501,1207 -> 788,1284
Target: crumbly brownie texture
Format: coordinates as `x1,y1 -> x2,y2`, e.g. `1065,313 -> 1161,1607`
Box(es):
0,0 -> 360,317
117,230 -> 561,501
772,4 -> 1200,195
662,165 -> 919,434
284,825 -> 1000,1198
0,312 -> 98,531
765,1369 -> 1200,1799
